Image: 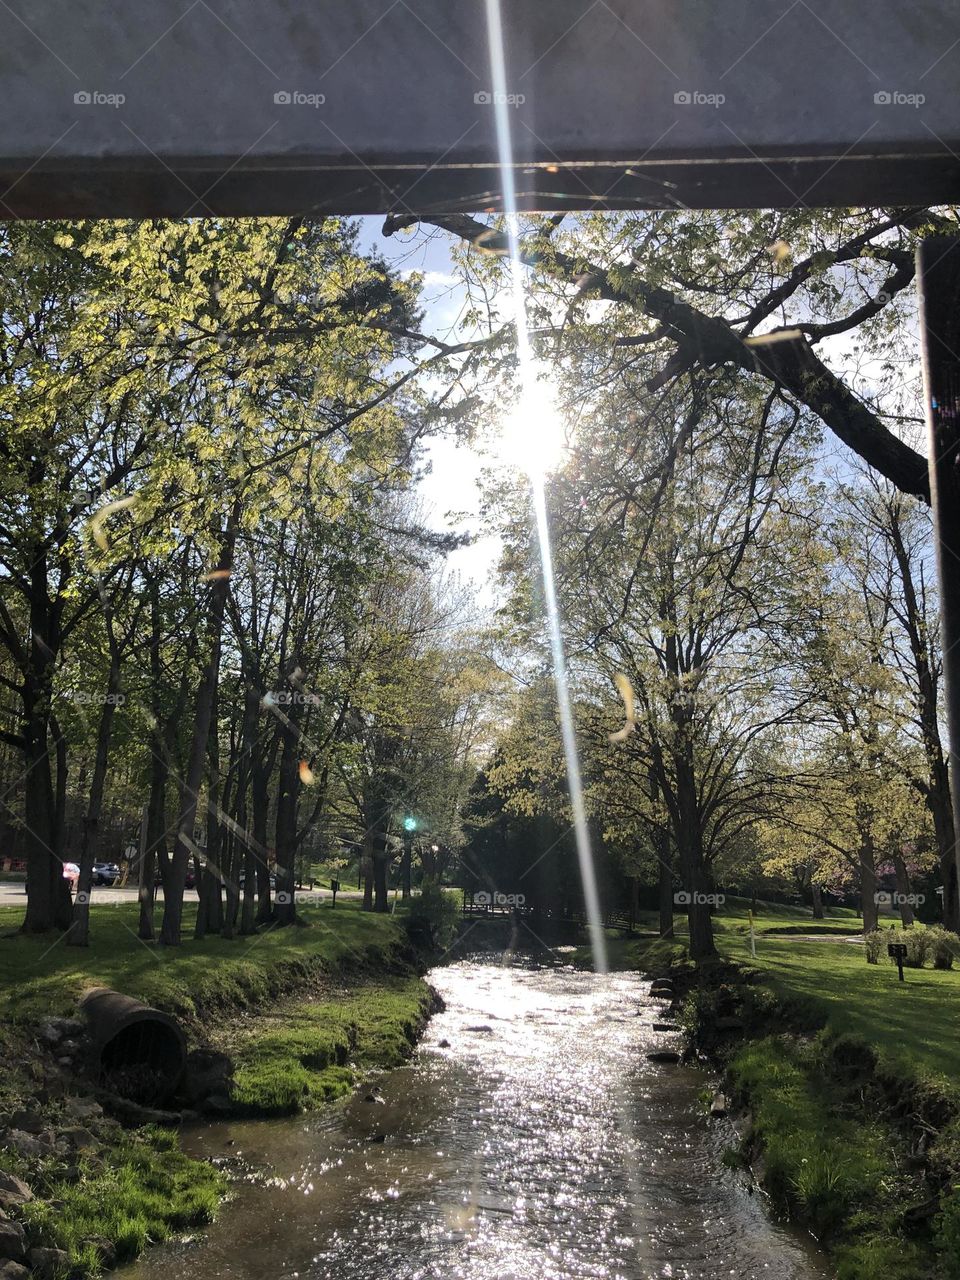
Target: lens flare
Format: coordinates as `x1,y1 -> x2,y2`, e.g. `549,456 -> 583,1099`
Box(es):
497,371 -> 567,479
484,0 -> 608,973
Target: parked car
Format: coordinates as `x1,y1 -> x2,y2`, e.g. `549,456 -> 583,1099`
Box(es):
92,861 -> 120,886
237,870 -> 277,891
154,864 -> 201,889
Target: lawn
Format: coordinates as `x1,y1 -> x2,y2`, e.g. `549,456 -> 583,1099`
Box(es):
719,929 -> 960,1083
0,899 -> 409,1026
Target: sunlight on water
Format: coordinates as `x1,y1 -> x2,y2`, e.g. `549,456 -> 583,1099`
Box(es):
127,961 -> 831,1280
483,0 -> 608,972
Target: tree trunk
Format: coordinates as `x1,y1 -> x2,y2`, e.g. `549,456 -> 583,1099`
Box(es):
860,842 -> 879,933
811,883 -> 824,920
929,784 -> 959,931
160,511 -> 237,946
673,737 -> 716,960
892,851 -> 916,926
68,658 -> 120,946
657,831 -> 674,937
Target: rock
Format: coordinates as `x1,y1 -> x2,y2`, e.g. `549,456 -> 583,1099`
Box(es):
85,1237 -> 116,1269
27,1247 -> 71,1278
61,1126 -> 97,1152
200,1095 -> 233,1117
39,1017 -> 84,1046
1,1130 -> 44,1159
0,1261 -> 30,1280
710,1092 -> 728,1117
362,1093 -> 385,1105
368,1133 -> 386,1144
63,1097 -> 102,1122
0,1219 -> 26,1263
437,1039 -> 451,1048
5,1112 -> 43,1136
181,1050 -> 234,1107
0,1174 -> 33,1207
646,1050 -> 681,1064
466,1025 -> 493,1034
652,1022 -> 679,1032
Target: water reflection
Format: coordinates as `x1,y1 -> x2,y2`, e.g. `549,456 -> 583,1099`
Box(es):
127,958 -> 832,1280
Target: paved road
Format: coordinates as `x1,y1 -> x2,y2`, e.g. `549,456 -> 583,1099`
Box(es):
0,881 -> 367,908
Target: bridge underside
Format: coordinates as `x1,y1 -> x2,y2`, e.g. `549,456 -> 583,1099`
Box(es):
0,2 -> 958,217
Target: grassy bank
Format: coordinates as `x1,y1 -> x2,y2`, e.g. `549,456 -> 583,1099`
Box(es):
583,897 -> 960,1277
0,900 -> 434,1276
630,904 -> 960,1280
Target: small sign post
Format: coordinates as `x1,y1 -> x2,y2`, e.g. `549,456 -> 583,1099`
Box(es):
330,878 -> 340,908
888,941 -> 908,982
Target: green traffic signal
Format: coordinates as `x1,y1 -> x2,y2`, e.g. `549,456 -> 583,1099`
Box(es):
403,816 -> 417,832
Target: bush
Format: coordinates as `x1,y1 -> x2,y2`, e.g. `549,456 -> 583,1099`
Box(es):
864,930 -> 884,964
928,926 -> 959,971
901,929 -> 933,969
405,879 -> 458,952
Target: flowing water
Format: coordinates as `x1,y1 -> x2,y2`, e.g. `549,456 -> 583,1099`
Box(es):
128,957 -> 832,1280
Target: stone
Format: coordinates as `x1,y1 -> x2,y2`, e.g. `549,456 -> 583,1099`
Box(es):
85,1237 -> 116,1269
710,1092 -> 728,1117
652,1022 -> 679,1032
181,1050 -> 234,1107
5,1113 -> 43,1136
362,1094 -> 385,1105
27,1247 -> 71,1279
200,1095 -> 233,1117
62,1097 -> 102,1122
0,1174 -> 33,1208
1,1131 -> 43,1159
437,1039 -> 451,1048
0,1219 -> 26,1263
60,1127 -> 97,1152
0,1261 -> 29,1280
646,1050 -> 681,1064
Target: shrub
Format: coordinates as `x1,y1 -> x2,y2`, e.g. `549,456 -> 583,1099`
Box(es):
405,879 -> 458,951
901,929 -> 933,969
864,930 -> 884,964
928,926 -> 959,971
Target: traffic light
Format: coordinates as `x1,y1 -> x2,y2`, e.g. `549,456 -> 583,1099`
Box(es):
403,815 -> 417,832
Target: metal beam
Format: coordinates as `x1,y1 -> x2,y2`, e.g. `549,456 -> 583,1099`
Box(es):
0,1 -> 958,217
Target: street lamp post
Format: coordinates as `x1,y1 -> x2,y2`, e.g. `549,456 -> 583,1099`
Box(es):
402,816 -> 417,901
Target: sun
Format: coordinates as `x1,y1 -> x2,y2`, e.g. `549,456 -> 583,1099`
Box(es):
495,371 -> 568,480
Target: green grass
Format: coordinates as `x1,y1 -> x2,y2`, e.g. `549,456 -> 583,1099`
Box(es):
718,929 -> 960,1082
0,900 -> 428,1276
19,1127 -> 225,1272
0,898 -> 409,1027
727,1034 -> 929,1279
229,975 -> 434,1114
